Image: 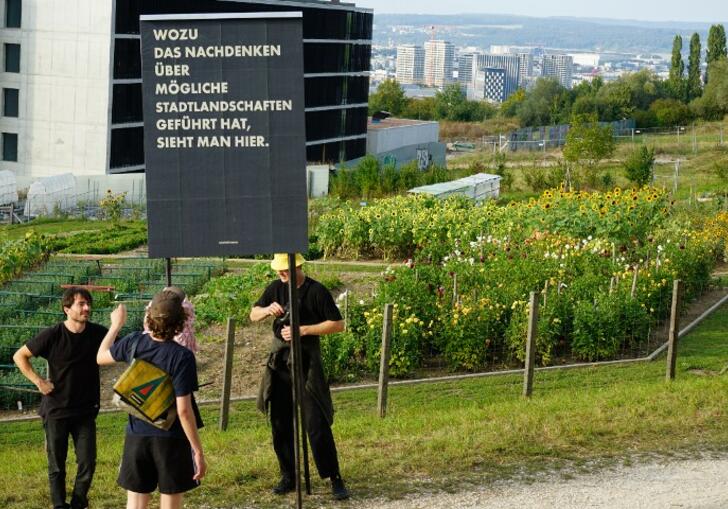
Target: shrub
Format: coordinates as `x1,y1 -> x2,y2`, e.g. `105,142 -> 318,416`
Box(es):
505,293 -> 572,367
329,167 -> 358,200
437,295 -> 507,371
328,156 -> 452,199
571,292 -> 651,361
492,153 -> 514,192
320,331 -> 364,382
524,164 -> 568,192
355,156 -> 381,199
0,233 -> 50,286
649,98 -> 692,127
192,263 -> 273,325
623,146 -> 656,186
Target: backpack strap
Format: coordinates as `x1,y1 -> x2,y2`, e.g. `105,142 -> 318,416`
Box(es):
128,333 -> 143,362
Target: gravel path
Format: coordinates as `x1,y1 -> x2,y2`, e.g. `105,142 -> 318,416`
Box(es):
356,457 -> 728,509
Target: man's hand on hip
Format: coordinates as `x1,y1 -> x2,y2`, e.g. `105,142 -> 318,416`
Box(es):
36,379 -> 54,395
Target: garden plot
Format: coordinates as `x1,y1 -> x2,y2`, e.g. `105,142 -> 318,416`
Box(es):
0,257 -> 223,409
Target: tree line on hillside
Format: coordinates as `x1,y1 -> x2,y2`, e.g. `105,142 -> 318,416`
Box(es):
370,24 -> 728,129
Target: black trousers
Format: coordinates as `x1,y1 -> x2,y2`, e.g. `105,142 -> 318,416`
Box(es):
269,368 -> 340,480
43,414 -> 97,509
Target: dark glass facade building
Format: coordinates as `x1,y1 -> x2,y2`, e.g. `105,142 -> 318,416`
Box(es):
110,0 -> 372,173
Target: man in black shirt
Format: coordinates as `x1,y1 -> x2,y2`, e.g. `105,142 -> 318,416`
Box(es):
13,287 -> 108,509
251,253 -> 350,500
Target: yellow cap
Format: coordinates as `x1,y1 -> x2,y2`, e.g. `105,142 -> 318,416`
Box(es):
271,253 -> 305,272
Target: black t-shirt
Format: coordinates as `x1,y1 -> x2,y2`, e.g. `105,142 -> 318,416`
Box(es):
26,322 -> 108,419
255,276 -> 343,346
111,331 -> 199,438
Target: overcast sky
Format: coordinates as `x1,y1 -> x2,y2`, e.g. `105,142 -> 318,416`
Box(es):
353,0 -> 728,23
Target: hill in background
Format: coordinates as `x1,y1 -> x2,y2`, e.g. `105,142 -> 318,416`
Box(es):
374,13 -> 716,53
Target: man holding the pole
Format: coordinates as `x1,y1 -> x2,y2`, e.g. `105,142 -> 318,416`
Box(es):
250,253 -> 350,500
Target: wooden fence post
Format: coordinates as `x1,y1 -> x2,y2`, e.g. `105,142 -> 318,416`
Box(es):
219,318 -> 236,431
631,264 -> 639,298
523,292 -> 539,398
452,274 -> 458,305
344,290 -> 349,332
377,304 -> 394,418
666,280 -> 683,381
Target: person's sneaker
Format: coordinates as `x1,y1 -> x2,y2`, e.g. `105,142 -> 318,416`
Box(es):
331,475 -> 350,500
272,476 -> 295,495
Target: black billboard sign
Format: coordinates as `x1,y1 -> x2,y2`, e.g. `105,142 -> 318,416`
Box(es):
139,13 -> 308,258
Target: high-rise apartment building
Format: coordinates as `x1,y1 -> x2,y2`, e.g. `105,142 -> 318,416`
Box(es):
473,53 -> 519,99
473,68 -> 506,103
458,52 -> 475,86
1,0 -> 373,178
424,40 -> 454,88
517,53 -> 533,85
542,54 -> 574,89
396,44 -> 425,85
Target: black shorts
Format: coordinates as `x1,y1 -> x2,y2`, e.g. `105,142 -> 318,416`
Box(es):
117,434 -> 199,494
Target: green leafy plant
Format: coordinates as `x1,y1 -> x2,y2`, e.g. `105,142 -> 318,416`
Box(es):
192,263 -> 273,326
99,190 -> 128,223
623,146 -> 656,186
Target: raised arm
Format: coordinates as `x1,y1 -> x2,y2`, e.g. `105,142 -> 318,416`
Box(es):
97,304 -> 127,366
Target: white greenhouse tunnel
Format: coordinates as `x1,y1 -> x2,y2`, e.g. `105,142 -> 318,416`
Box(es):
23,173 -> 76,217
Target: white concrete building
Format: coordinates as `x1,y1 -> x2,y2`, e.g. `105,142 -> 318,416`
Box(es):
569,53 -> 600,68
0,0 -> 113,179
489,45 -> 512,55
424,39 -> 454,88
396,44 -> 425,85
0,0 -> 374,182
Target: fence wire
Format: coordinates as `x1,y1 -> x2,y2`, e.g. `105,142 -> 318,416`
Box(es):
1,269 -> 724,439
0,256 -> 223,410
474,122 -> 727,154
333,276 -> 724,398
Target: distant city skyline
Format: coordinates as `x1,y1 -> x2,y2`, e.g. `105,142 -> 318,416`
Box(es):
354,0 -> 728,23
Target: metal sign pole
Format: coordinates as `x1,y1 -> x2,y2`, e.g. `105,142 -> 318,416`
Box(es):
287,254 -> 303,508
294,295 -> 312,495
287,253 -> 311,506
165,258 -> 172,287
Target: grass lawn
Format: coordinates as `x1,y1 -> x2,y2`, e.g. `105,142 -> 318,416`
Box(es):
1,302 -> 726,508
